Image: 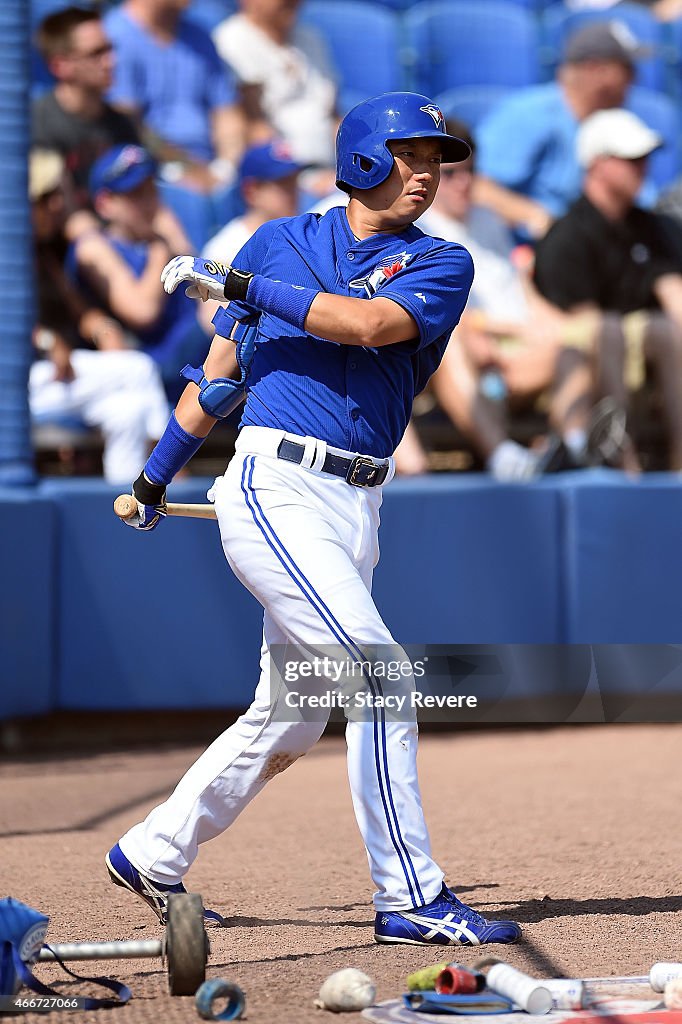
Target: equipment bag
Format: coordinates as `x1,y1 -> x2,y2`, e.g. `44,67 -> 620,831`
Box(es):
0,897 -> 131,1010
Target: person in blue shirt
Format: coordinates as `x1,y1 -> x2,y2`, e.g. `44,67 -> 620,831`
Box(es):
104,0 -> 245,192
104,93 -> 523,948
73,144 -> 211,401
476,21 -> 643,240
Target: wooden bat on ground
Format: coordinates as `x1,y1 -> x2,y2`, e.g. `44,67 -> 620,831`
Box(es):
113,494 -> 217,522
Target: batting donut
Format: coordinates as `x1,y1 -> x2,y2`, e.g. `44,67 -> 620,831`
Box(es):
194,977 -> 245,1021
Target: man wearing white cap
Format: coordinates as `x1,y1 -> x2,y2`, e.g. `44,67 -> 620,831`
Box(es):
534,108 -> 682,471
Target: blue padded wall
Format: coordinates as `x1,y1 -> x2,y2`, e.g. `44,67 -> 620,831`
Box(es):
560,471 -> 682,643
373,475 -> 562,643
3,471 -> 682,719
42,475 -> 562,710
41,479 -> 263,710
0,488 -> 55,715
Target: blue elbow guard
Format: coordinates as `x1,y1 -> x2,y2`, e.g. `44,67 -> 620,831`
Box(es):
181,319 -> 257,420
181,365 -> 246,419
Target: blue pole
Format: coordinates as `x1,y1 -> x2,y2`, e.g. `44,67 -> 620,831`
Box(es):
0,0 -> 36,485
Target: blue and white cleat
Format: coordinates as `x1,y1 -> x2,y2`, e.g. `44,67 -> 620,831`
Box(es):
105,843 -> 224,926
374,885 -> 521,946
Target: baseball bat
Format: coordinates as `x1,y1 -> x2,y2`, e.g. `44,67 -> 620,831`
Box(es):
113,494 -> 218,522
476,959 -> 678,1007
573,964 -> 682,996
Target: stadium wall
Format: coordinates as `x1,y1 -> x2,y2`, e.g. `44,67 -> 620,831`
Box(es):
2,471 -> 681,719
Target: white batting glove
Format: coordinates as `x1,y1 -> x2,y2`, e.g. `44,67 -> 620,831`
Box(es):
161,255 -> 254,302
122,472 -> 167,531
161,255 -> 229,301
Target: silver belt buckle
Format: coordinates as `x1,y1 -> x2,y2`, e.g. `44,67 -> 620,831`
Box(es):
347,455 -> 379,487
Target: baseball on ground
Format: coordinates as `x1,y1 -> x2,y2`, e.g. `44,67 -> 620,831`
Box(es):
314,968 -> 376,1012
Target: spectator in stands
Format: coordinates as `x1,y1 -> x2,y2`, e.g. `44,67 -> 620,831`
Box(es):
394,122 -> 566,480
534,109 -> 682,471
72,144 -> 210,401
213,0 -> 338,192
33,8 -> 140,201
29,149 -> 170,483
204,140 -> 301,261
199,139 -> 301,336
104,0 -> 246,193
476,21 -> 643,240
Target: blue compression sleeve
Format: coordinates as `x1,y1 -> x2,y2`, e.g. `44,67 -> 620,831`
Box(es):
144,412 -> 205,486
246,275 -> 318,332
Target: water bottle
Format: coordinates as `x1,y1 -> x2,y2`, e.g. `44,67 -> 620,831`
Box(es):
479,368 -> 508,404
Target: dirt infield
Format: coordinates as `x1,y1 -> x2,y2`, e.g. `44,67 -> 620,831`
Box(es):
2,724 -> 681,1024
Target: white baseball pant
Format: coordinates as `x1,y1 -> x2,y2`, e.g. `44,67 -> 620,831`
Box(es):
120,426 -> 444,911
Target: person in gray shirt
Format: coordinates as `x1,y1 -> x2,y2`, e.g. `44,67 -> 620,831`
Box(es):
33,7 -> 139,197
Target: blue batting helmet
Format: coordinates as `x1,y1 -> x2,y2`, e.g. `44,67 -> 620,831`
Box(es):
335,92 -> 471,194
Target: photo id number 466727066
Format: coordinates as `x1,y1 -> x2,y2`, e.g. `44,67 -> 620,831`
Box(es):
0,996 -> 87,1012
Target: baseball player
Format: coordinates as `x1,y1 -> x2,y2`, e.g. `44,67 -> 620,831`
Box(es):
105,92 -> 522,947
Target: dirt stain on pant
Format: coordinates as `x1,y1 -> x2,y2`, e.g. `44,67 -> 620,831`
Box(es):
259,751 -> 300,782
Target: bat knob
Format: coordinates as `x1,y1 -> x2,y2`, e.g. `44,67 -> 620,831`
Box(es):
113,494 -> 138,521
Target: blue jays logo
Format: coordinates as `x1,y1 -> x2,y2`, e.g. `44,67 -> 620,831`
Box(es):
349,251 -> 413,298
103,145 -> 148,182
420,104 -> 444,129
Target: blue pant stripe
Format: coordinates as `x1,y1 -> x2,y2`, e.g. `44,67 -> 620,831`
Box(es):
241,455 -> 421,906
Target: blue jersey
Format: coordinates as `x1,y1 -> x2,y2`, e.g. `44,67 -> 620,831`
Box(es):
212,205 -> 474,457
104,8 -> 236,162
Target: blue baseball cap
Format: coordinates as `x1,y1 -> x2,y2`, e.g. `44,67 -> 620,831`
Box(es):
89,144 -> 157,196
238,140 -> 300,186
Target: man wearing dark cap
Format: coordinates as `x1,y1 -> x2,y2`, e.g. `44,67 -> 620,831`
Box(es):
197,140 -> 301,337
28,148 -> 170,484
71,144 -> 209,400
203,140 -> 301,265
475,21 -> 652,240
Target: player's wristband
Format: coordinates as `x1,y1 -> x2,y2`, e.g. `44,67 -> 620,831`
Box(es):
144,412 -> 205,486
244,275 -> 319,332
223,267 -> 254,301
133,471 -> 165,505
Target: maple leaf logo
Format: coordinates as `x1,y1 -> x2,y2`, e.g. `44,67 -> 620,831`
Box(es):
349,251 -> 413,297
